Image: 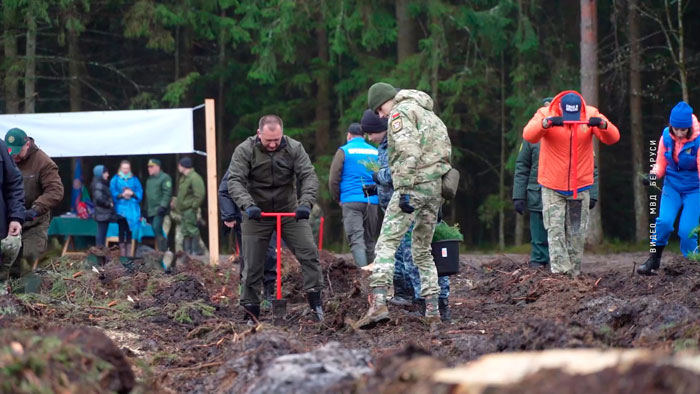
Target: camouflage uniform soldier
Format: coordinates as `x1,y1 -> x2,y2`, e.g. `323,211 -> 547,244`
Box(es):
357,83 -> 452,329
175,157 -> 205,255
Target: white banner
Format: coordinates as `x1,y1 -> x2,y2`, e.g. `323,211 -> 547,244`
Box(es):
0,108 -> 194,158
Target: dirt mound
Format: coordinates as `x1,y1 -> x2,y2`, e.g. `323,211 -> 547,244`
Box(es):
493,362 -> 700,394
0,326 -> 134,394
153,274 -> 209,305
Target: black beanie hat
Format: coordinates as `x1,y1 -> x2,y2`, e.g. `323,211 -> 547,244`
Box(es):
179,157 -> 193,169
360,109 -> 388,133
347,122 -> 363,136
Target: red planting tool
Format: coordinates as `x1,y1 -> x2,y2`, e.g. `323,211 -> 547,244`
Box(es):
563,120 -> 590,199
261,212 -> 295,322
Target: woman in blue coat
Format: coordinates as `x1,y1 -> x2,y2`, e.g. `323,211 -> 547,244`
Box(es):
639,101 -> 700,275
110,160 -> 143,256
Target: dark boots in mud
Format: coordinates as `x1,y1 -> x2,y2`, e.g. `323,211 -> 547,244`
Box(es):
242,304 -> 260,324
307,291 -> 324,322
438,297 -> 452,322
357,287 -> 390,329
637,245 -> 664,275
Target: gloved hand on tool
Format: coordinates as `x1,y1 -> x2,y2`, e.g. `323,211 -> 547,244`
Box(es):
587,117 -> 607,129
399,194 -> 415,214
295,205 -> 311,221
542,116 -> 563,128
513,199 -> 526,215
246,205 -> 261,220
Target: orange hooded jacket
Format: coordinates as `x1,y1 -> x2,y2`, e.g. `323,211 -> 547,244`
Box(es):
523,90 -> 620,195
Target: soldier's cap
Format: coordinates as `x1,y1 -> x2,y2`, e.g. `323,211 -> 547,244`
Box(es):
360,109 -> 388,133
347,123 -> 363,136
5,128 -> 28,156
148,158 -> 162,167
368,82 -> 398,113
543,97 -> 554,106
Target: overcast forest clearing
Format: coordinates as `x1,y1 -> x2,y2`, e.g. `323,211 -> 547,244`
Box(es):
1,1 -> 700,393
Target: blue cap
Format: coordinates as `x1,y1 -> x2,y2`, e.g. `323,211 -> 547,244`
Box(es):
669,101 -> 693,129
560,93 -> 582,121
93,165 -> 105,178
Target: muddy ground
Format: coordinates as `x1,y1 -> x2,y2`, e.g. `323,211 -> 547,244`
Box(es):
0,247 -> 699,393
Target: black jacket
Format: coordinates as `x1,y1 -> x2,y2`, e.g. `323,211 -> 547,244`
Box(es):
218,172 -> 241,223
91,177 -> 115,222
0,140 -> 25,239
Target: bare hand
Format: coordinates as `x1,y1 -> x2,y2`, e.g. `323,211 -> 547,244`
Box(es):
8,221 -> 21,236
224,220 -> 236,228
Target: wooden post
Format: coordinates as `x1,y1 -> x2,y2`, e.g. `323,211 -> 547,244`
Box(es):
205,99 -> 219,265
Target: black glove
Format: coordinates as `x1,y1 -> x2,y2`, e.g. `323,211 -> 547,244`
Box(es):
295,205 -> 311,221
513,199 -> 526,215
589,199 -> 597,209
544,116 -> 564,127
587,117 -> 606,128
24,209 -> 39,222
362,184 -> 378,197
246,206 -> 262,220
372,171 -> 380,184
157,206 -> 167,216
642,174 -> 650,186
398,194 -> 415,214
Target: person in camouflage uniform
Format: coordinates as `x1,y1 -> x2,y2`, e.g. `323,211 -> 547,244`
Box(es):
145,159 -> 172,251
175,157 -> 205,255
361,109 -> 451,322
357,83 -> 452,329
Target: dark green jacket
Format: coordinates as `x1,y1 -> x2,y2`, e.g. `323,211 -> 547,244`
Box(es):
145,171 -> 172,217
175,170 -> 205,213
227,135 -> 318,213
513,140 -> 599,212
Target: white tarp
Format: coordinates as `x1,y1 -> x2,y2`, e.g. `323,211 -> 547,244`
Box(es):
0,108 -> 194,157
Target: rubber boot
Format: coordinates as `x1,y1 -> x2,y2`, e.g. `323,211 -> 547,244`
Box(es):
357,287 -> 390,329
351,247 -> 368,268
425,295 -> 441,324
242,304 -> 260,324
413,298 -> 426,316
637,245 -> 664,275
192,238 -> 203,256
307,291 -> 324,322
119,243 -> 127,257
438,297 -> 452,322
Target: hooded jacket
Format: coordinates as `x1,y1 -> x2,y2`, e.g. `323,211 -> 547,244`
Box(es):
91,176 -> 115,222
16,139 -> 63,228
522,90 -> 620,194
651,114 -> 700,193
387,89 -> 452,191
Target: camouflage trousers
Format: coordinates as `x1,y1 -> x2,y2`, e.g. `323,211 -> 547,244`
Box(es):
541,187 -> 590,276
370,180 -> 441,297
394,225 -> 450,299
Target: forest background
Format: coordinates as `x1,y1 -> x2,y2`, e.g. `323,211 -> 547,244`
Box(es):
1,0 -> 699,251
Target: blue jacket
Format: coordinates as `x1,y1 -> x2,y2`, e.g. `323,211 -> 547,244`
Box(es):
375,136 -> 394,210
110,172 -> 143,233
662,127 -> 700,193
328,137 -> 380,205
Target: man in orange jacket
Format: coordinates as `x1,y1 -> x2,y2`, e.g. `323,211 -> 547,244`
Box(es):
522,91 -> 620,275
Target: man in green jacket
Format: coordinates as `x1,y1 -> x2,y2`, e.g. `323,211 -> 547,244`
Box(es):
512,97 -> 599,269
227,114 -> 324,322
145,159 -> 172,251
175,157 -> 205,255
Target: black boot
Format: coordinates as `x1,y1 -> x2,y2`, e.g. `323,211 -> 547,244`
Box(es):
637,245 -> 664,276
242,304 -> 260,323
413,298 -> 426,316
307,291 -> 324,322
438,297 -> 452,322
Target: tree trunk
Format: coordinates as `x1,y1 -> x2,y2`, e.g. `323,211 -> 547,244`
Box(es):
68,30 -> 82,111
629,0 -> 647,243
24,14 -> 37,113
674,0 -> 688,102
396,0 -> 416,63
580,0 -> 602,246
3,5 -> 20,114
314,16 -> 330,158
217,8 -> 227,180
498,53 -> 505,250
